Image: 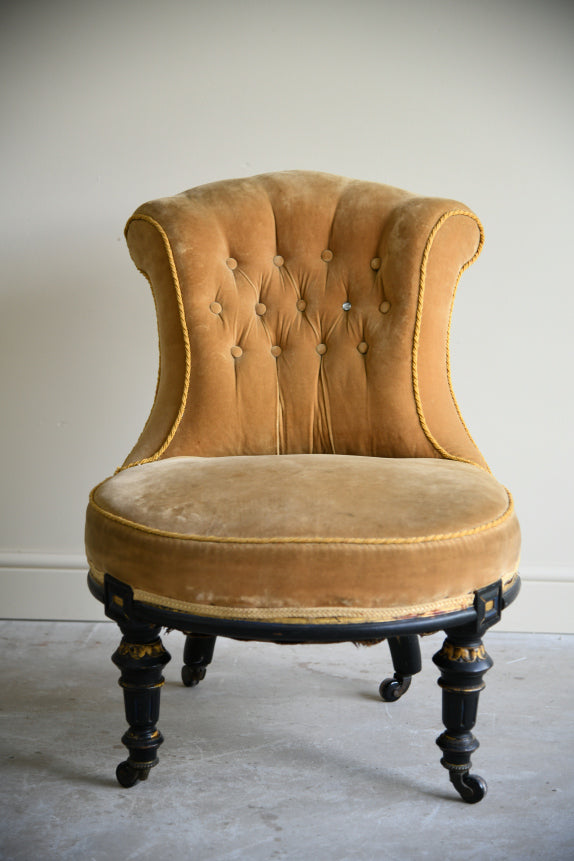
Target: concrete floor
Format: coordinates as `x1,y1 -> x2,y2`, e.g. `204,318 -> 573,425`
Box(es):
0,622 -> 572,861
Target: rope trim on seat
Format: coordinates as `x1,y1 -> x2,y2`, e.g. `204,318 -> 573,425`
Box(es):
119,214 -> 192,470
88,566 -> 518,624
88,484 -> 515,545
412,209 -> 486,468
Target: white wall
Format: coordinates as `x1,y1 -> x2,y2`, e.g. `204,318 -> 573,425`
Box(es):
1,0 -> 573,630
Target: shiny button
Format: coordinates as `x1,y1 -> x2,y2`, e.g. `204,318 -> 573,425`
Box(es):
321,249 -> 333,262
230,345 -> 243,358
296,299 -> 307,311
370,257 -> 381,270
226,257 -> 238,270
342,301 -> 351,311
255,302 -> 267,316
380,300 -> 391,314
270,345 -> 282,357
209,301 -> 222,315
316,343 -> 327,355
273,255 -> 284,267
357,341 -> 369,354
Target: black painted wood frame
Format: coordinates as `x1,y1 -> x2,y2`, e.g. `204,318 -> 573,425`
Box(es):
88,572 -> 520,802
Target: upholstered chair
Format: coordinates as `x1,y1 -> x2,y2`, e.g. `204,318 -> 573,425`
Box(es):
86,171 -> 520,802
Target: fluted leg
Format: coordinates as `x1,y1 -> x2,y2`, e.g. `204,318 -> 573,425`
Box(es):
432,629 -> 493,803
112,621 -> 171,787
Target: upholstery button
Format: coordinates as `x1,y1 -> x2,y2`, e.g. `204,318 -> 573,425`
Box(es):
321,249 -> 333,262
209,301 -> 222,315
342,301 -> 352,311
270,345 -> 282,357
296,299 -> 307,311
255,302 -> 267,315
230,345 -> 243,358
273,255 -> 284,267
316,343 -> 327,355
226,257 -> 238,270
357,341 -> 369,354
371,257 -> 381,270
380,300 -> 391,314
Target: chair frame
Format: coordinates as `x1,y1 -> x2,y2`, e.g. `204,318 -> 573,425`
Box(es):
88,569 -> 520,802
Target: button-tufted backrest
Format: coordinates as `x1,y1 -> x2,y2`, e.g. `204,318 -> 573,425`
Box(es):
122,171 -> 488,469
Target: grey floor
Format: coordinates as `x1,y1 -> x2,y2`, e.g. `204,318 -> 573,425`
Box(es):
0,622 -> 572,861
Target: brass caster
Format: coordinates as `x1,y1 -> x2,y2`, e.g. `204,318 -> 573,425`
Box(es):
379,673 -> 412,702
450,771 -> 488,804
181,665 -> 207,687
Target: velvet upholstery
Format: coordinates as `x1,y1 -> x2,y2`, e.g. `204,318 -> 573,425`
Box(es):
87,455 -> 518,624
85,171 -> 520,626
121,172 -> 488,467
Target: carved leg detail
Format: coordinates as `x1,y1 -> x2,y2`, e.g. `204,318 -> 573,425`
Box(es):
380,635 -> 422,702
182,634 -> 216,687
112,622 -> 171,787
432,631 -> 493,803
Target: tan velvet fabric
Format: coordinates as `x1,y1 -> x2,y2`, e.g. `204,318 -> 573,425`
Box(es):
85,172 -> 520,624
122,171 -> 487,468
86,455 -> 520,621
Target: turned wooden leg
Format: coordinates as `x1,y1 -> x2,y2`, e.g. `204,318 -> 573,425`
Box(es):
432,628 -> 493,803
112,621 -> 171,787
379,635 -> 422,701
182,634 -> 216,687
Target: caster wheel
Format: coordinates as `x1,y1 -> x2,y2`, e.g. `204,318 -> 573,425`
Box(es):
379,674 -> 411,702
451,771 -> 488,804
116,761 -> 141,788
182,665 -> 207,687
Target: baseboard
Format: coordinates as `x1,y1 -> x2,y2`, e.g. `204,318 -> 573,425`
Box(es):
500,566 -> 574,634
0,552 -> 106,622
0,553 -> 572,632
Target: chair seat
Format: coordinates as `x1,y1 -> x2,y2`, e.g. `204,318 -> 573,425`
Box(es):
85,454 -> 520,625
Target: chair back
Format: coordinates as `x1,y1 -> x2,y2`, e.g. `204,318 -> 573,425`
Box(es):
123,171 -> 487,468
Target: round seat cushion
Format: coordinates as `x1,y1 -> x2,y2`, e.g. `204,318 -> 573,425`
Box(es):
85,454 -> 520,625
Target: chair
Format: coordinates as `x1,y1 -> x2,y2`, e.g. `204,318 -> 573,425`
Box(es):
85,171 -> 520,802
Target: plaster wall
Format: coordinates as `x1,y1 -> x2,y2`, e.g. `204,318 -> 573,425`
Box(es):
1,0 -> 572,629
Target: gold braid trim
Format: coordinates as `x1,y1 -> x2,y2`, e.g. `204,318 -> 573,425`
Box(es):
119,214 -> 192,471
412,209 -> 486,468
88,568 -> 518,625
88,484 -> 514,544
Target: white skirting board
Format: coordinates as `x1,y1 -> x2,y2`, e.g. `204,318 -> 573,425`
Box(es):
0,553 -> 107,623
0,553 -> 572,633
